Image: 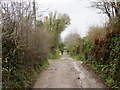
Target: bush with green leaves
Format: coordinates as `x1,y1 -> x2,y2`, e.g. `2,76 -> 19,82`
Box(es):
68,16 -> 120,88
83,17 -> 120,88
1,1 -> 52,88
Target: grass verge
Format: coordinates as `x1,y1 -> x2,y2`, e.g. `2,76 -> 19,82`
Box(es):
30,60 -> 50,88
72,54 -> 85,61
48,53 -> 62,59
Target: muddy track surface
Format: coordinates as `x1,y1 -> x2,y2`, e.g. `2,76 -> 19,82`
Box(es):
33,53 -> 105,88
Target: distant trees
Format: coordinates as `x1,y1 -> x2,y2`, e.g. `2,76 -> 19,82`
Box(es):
64,33 -> 80,48
43,11 -> 70,54
64,33 -> 83,55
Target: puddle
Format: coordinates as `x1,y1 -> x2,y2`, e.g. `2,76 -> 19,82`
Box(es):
73,62 -> 85,79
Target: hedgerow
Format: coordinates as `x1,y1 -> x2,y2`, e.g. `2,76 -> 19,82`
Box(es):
68,17 -> 120,88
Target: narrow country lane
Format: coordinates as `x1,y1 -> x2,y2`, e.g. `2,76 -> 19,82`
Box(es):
33,52 -> 105,88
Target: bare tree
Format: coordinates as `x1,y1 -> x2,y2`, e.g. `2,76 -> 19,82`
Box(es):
91,0 -> 120,20
33,0 -> 37,28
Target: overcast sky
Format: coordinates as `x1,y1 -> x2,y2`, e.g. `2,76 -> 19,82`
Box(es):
8,0 -> 108,40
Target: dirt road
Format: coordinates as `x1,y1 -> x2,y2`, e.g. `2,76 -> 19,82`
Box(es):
33,53 -> 105,88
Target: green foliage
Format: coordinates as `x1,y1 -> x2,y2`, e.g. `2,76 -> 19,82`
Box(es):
72,54 -> 85,61
58,42 -> 65,55
1,1 -> 70,88
72,56 -> 80,60
2,30 -> 51,88
43,11 -> 70,52
48,53 -> 61,59
48,48 -> 62,59
83,29 -> 120,88
1,1 -> 51,89
35,60 -> 50,72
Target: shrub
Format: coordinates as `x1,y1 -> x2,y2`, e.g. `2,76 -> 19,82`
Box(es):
1,1 -> 52,88
69,16 -> 120,88
84,17 -> 120,88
